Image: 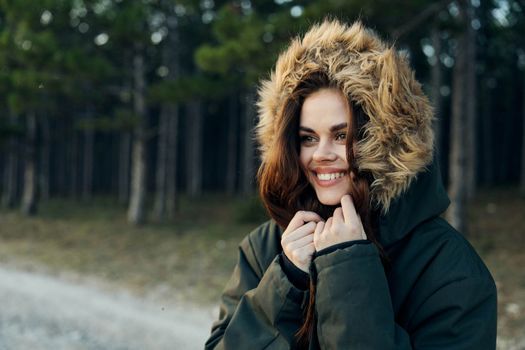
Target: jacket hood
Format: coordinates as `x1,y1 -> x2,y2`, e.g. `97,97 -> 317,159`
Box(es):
256,20 -> 435,213
378,158 -> 450,248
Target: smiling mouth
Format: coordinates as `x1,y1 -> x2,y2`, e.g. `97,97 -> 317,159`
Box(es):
316,172 -> 347,181
312,171 -> 348,187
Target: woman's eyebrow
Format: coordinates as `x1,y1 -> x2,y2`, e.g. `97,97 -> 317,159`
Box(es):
330,122 -> 347,132
299,126 -> 315,133
299,123 -> 348,133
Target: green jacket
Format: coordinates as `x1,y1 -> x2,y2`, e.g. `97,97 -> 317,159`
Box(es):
205,162 -> 497,349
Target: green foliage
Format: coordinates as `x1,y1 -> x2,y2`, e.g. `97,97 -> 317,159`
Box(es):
149,78 -> 195,103
194,5 -> 275,86
106,1 -> 150,44
0,0 -> 96,118
0,0 -> 523,201
196,42 -> 242,75
149,74 -> 230,102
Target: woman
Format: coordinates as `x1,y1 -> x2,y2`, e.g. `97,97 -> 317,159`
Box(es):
205,20 -> 497,349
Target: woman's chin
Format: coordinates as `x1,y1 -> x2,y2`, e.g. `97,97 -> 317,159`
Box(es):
316,192 -> 346,206
311,178 -> 352,206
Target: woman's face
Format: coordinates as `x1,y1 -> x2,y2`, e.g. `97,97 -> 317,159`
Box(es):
299,88 -> 352,206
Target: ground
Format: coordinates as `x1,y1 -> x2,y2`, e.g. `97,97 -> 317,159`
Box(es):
0,266 -> 214,350
0,189 -> 523,349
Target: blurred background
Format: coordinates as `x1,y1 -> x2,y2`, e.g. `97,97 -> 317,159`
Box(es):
0,0 -> 524,349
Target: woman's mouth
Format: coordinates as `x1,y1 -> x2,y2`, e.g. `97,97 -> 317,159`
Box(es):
313,171 -> 348,187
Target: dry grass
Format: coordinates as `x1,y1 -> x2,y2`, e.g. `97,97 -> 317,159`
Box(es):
467,188 -> 525,342
0,189 -> 523,342
0,195 -> 260,305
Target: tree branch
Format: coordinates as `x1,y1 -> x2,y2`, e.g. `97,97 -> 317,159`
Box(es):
391,0 -> 454,40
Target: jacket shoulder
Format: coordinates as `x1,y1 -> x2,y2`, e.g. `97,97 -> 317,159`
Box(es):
239,220 -> 283,278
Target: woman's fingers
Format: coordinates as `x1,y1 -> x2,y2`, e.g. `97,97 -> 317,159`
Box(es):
283,210 -> 322,242
324,217 -> 333,234
286,211 -> 322,233
314,217 -> 332,251
313,198 -> 368,250
287,232 -> 314,251
282,221 -> 317,242
341,194 -> 359,223
313,220 -> 325,248
332,207 -> 344,227
341,194 -> 367,240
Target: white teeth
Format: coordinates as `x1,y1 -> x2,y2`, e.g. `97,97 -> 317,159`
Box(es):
317,172 -> 346,181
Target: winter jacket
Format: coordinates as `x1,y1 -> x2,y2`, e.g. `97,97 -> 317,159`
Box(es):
205,20 -> 497,349
205,161 -> 497,349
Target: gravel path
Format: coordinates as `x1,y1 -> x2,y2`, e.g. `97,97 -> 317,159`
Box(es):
0,266 -> 215,350
4,265 -> 522,350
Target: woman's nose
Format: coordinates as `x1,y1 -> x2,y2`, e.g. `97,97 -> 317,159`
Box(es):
312,140 -> 337,162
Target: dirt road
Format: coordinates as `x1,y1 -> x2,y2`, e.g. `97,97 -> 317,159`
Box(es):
0,266 -> 215,350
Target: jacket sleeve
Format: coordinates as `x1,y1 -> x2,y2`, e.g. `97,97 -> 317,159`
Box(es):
205,234 -> 307,349
313,242 -> 497,349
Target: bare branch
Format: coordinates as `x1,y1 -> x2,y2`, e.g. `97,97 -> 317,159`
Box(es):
392,0 -> 454,40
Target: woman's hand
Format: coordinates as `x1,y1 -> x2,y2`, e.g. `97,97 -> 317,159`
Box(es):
281,211 -> 322,273
313,195 -> 367,251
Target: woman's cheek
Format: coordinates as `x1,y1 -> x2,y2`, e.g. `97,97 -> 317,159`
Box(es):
299,148 -> 312,171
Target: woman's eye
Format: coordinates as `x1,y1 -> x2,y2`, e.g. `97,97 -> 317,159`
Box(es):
300,135 -> 316,144
335,132 -> 347,141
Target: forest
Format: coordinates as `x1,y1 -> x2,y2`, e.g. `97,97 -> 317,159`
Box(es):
0,0 -> 524,233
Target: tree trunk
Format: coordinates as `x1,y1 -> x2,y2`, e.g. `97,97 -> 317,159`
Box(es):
165,5 -> 180,217
465,2 -> 477,198
481,79 -> 495,186
166,105 -> 179,216
240,89 -> 256,195
118,132 -> 131,204
226,92 -> 238,194
2,112 -> 19,208
430,23 -> 443,154
153,109 -> 169,221
153,13 -> 179,221
21,113 -> 38,216
447,1 -> 468,235
82,112 -> 95,200
186,100 -> 203,198
521,70 -> 525,195
127,48 -> 148,225
56,123 -> 66,196
153,104 -> 180,220
70,127 -> 79,198
40,115 -> 50,201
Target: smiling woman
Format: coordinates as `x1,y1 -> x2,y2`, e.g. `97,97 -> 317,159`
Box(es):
205,20 -> 497,349
299,88 -> 352,206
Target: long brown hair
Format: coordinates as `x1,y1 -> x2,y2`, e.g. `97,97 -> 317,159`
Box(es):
257,71 -> 383,347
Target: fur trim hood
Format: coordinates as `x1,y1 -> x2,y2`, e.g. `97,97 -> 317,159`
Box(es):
256,20 -> 434,212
